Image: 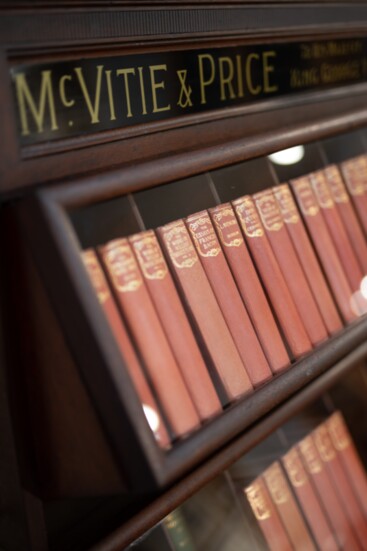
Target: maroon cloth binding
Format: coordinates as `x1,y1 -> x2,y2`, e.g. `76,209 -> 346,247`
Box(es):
327,412 -> 367,520
273,184 -> 342,336
290,176 -> 357,323
82,249 -> 171,448
129,230 -> 222,421
282,447 -> 339,551
253,189 -> 328,347
313,424 -> 367,549
209,203 -> 289,374
244,477 -> 293,551
157,220 -> 253,403
324,165 -> 367,275
99,239 -> 201,439
309,170 -> 366,315
185,210 -> 272,387
233,195 -> 312,359
340,155 -> 367,236
263,462 -> 317,551
299,435 -> 361,551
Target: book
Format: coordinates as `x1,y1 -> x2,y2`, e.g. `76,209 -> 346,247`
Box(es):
244,477 -> 293,551
209,203 -> 289,375
340,155 -> 367,235
157,220 -> 253,403
290,176 -> 357,323
282,447 -> 339,551
82,249 -> 170,448
163,509 -> 197,551
232,195 -> 312,359
309,170 -> 366,314
324,165 -> 367,275
185,210 -> 272,387
313,424 -> 367,548
273,184 -> 343,336
99,238 -> 201,439
263,461 -> 317,551
129,230 -> 222,422
326,411 -> 367,519
253,189 -> 328,347
298,435 -> 361,550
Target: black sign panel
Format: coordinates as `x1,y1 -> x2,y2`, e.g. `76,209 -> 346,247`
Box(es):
11,38 -> 367,146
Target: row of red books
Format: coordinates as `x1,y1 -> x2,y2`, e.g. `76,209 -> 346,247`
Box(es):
244,412 -> 367,551
81,155 -> 367,448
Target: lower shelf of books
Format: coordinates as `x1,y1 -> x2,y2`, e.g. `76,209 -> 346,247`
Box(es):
90,362 -> 367,551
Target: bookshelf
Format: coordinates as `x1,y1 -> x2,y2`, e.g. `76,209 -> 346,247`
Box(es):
1,3 -> 367,550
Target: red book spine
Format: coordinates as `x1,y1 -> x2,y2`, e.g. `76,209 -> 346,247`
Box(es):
282,447 -> 339,551
209,204 -> 289,374
129,230 -> 222,421
324,165 -> 367,275
244,477 -> 293,551
299,435 -> 361,551
313,424 -> 367,549
263,461 -> 317,551
309,170 -> 365,308
99,238 -> 200,439
327,411 -> 367,519
340,155 -> 367,235
253,189 -> 328,347
157,220 -> 253,402
232,195 -> 312,359
273,184 -> 342,337
82,250 -> 171,448
185,210 -> 272,387
290,177 -> 356,323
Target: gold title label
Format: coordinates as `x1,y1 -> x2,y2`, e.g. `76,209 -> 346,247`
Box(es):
245,481 -> 271,521
104,241 -> 143,292
211,205 -> 243,247
313,426 -> 336,462
283,449 -> 308,487
342,158 -> 365,196
162,222 -> 198,269
263,464 -> 289,504
187,213 -> 221,257
273,185 -> 300,224
310,171 -> 334,209
234,197 -> 264,237
324,166 -> 349,203
82,250 -> 110,304
255,192 -> 284,231
299,437 -> 322,474
130,232 -> 168,280
292,178 -> 320,216
327,413 -> 351,451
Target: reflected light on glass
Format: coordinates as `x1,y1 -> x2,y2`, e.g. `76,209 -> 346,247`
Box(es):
360,275 -> 367,300
143,404 -> 160,432
268,145 -> 305,166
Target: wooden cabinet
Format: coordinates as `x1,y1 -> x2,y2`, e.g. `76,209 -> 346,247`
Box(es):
1,3 -> 367,550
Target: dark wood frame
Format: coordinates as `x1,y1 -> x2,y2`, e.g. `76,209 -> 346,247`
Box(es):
3,3 -> 367,550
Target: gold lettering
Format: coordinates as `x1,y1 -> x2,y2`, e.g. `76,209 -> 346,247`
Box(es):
218,57 -> 236,101
198,54 -> 215,104
15,70 -> 58,136
59,75 -> 74,108
74,64 -> 103,124
150,64 -> 170,113
116,68 -> 135,118
137,67 -> 148,115
246,53 -> 261,95
263,51 -> 278,93
105,70 -> 116,121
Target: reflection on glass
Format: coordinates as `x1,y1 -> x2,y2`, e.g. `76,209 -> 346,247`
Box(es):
268,145 -> 305,166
